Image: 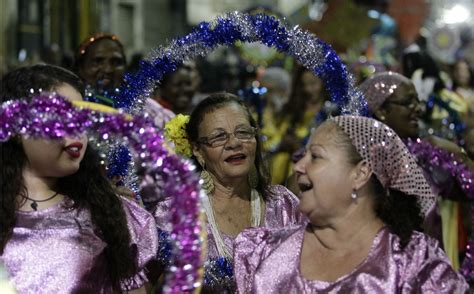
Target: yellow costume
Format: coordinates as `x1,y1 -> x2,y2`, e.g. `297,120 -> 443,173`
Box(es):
262,108 -> 316,185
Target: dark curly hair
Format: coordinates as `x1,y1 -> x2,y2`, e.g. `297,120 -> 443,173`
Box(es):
186,92 -> 271,200
329,121 -> 423,249
0,64 -> 137,290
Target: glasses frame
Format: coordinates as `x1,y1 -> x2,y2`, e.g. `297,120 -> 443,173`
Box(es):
197,126 -> 258,147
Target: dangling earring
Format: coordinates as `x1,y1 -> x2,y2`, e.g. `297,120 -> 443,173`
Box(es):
201,169 -> 215,195
379,115 -> 386,121
197,155 -> 214,195
351,191 -> 357,200
248,165 -> 258,189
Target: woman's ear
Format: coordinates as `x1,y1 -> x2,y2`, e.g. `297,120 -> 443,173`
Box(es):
352,160 -> 373,190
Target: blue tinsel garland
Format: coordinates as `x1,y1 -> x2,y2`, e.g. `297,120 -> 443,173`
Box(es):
118,11 -> 368,117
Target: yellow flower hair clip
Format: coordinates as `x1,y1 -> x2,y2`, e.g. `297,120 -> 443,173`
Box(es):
164,114 -> 193,157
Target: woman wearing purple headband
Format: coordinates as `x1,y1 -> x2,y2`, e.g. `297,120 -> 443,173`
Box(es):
360,72 -> 474,272
233,115 -> 467,293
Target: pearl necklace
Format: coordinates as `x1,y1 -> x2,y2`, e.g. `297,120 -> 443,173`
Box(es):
202,189 -> 262,259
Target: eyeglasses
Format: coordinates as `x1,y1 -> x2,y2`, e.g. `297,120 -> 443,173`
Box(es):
198,127 -> 257,147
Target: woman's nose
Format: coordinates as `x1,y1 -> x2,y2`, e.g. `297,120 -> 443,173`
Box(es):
224,133 -> 243,148
413,101 -> 423,116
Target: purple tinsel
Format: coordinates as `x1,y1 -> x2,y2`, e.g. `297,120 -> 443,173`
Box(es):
405,138 -> 474,280
0,94 -> 203,292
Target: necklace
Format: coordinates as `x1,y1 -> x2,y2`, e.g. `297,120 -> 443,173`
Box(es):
25,192 -> 60,211
202,189 -> 262,259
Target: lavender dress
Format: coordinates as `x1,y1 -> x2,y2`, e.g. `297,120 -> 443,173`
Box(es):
152,185 -> 306,291
0,197 -> 158,293
234,225 -> 468,293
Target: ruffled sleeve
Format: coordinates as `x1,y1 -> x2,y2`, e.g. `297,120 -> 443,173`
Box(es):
399,232 -> 468,293
119,196 -> 158,291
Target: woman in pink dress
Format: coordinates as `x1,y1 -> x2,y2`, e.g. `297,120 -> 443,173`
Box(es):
0,65 -> 157,293
147,92 -> 306,292
234,115 -> 468,293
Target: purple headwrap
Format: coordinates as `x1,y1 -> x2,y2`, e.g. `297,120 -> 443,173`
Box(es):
330,115 -> 436,216
359,72 -> 411,113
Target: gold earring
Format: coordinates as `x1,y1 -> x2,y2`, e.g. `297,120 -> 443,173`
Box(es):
248,165 -> 258,189
201,169 -> 214,195
196,155 -> 204,167
196,155 -> 214,194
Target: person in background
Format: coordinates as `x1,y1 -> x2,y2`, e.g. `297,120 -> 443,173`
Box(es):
258,66 -> 291,180
75,33 -> 174,201
153,63 -> 195,115
260,66 -> 291,120
76,33 -> 126,104
234,115 -> 468,293
263,65 -> 329,185
402,50 -> 469,142
451,58 -> 474,124
360,71 -> 474,270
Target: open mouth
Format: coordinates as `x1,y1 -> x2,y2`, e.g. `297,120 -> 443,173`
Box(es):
225,153 -> 247,163
298,182 -> 313,192
409,118 -> 419,127
64,142 -> 83,158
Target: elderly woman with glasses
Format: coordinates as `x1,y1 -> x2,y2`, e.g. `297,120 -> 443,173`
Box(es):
146,92 -> 306,292
359,71 -> 474,272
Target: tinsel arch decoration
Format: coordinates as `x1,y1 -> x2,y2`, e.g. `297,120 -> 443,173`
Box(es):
118,11 -> 368,117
